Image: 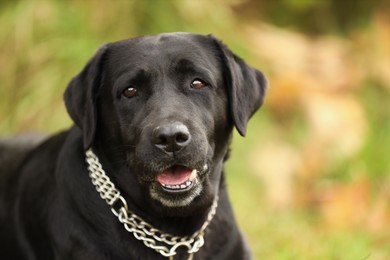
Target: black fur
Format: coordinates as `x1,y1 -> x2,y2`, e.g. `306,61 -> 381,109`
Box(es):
0,33 -> 266,260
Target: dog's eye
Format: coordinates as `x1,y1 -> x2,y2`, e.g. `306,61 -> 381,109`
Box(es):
190,79 -> 207,90
122,87 -> 137,98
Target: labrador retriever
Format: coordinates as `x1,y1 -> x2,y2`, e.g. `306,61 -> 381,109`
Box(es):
0,33 -> 267,260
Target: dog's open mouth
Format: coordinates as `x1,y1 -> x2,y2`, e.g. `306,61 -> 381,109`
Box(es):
156,165 -> 197,193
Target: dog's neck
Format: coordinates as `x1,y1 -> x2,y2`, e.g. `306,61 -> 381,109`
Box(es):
84,148 -> 219,258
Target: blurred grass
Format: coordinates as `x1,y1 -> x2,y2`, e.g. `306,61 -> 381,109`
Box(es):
1,0 -> 390,259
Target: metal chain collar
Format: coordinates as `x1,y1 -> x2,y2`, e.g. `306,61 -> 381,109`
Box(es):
85,148 -> 218,259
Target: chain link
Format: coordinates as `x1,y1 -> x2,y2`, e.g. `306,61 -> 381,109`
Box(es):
85,149 -> 218,259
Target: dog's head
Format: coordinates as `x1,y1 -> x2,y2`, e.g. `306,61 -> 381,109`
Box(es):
64,33 -> 266,216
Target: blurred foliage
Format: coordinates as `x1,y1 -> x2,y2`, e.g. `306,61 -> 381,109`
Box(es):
1,0 -> 390,258
235,0 -> 382,35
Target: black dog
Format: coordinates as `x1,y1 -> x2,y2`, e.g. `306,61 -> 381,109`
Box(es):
0,33 -> 266,260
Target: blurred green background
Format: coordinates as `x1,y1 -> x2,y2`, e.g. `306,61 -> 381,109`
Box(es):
1,0 -> 390,258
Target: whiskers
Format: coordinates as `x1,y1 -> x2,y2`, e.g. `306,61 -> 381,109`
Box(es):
116,144 -> 137,149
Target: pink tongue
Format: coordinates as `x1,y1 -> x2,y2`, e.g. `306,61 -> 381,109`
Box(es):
156,166 -> 193,185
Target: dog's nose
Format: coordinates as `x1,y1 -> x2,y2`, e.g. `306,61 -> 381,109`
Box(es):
152,122 -> 191,153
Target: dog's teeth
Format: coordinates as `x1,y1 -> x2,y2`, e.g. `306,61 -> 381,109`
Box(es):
161,179 -> 194,190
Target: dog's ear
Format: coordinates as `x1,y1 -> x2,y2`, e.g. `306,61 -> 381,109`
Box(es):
211,36 -> 267,136
64,45 -> 108,149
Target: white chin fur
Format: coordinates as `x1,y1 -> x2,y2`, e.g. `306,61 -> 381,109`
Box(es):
150,183 -> 203,207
